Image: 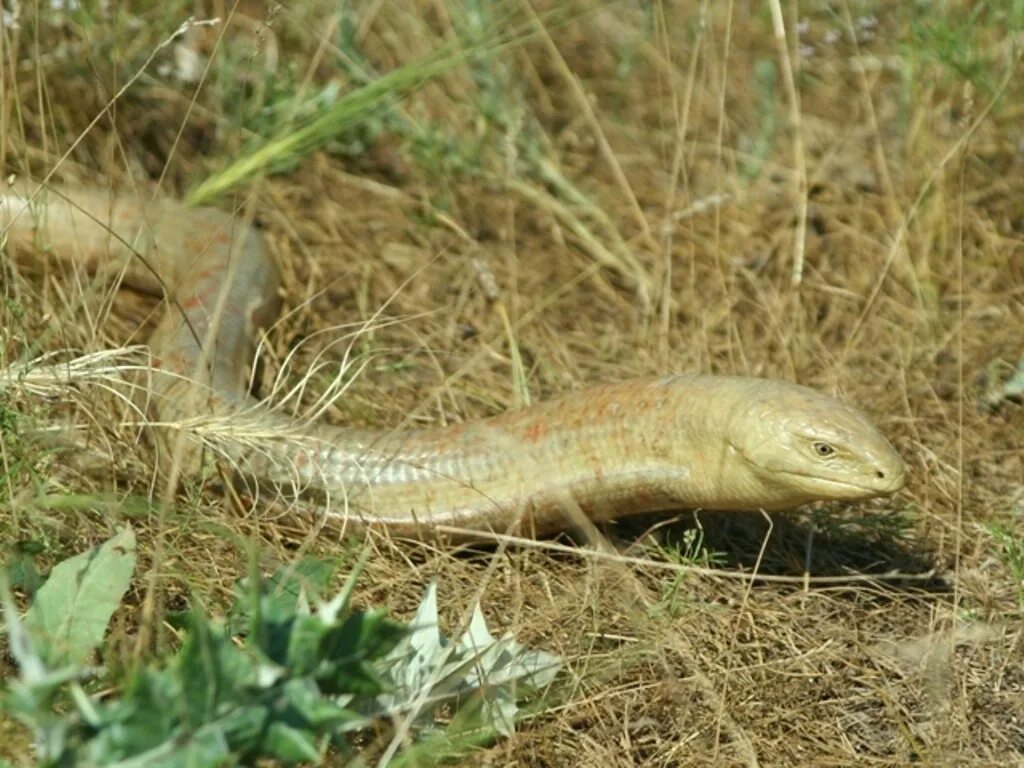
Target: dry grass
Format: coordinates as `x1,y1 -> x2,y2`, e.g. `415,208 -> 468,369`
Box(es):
2,0 -> 1023,765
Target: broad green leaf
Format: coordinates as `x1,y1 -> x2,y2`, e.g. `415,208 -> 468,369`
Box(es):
285,615 -> 329,675
89,669 -> 181,759
229,557 -> 336,642
171,728 -> 232,768
264,558 -> 337,616
254,612 -> 296,666
24,527 -> 136,666
318,547 -> 371,624
263,721 -> 322,763
0,572 -> 49,686
239,559 -> 339,665
5,540 -> 44,594
280,678 -> 364,731
178,609 -> 221,728
218,704 -> 269,752
177,608 -> 257,729
373,583 -> 561,735
1001,357 -> 1024,400
318,611 -> 405,696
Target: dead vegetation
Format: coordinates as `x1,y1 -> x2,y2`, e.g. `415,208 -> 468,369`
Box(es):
1,0 -> 1023,765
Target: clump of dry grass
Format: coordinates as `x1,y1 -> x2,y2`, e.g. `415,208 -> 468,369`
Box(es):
2,0 -> 1023,765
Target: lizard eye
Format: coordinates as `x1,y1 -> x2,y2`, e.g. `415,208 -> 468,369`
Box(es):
813,441 -> 836,457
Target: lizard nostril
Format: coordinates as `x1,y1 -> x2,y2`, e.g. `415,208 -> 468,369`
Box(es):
875,469 -> 886,479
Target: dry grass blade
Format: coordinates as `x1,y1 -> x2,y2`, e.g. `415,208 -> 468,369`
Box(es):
2,1 -> 1022,766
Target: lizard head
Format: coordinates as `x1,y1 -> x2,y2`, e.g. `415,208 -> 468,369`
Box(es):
727,380 -> 906,509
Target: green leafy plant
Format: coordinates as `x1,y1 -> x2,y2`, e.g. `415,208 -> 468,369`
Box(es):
986,522 -> 1024,608
23,527 -> 137,667
646,527 -> 726,620
1,532 -> 561,766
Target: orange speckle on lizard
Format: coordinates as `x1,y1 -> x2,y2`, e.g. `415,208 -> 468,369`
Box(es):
523,421 -> 547,443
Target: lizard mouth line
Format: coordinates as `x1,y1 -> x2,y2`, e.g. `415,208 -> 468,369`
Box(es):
774,471 -> 901,494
